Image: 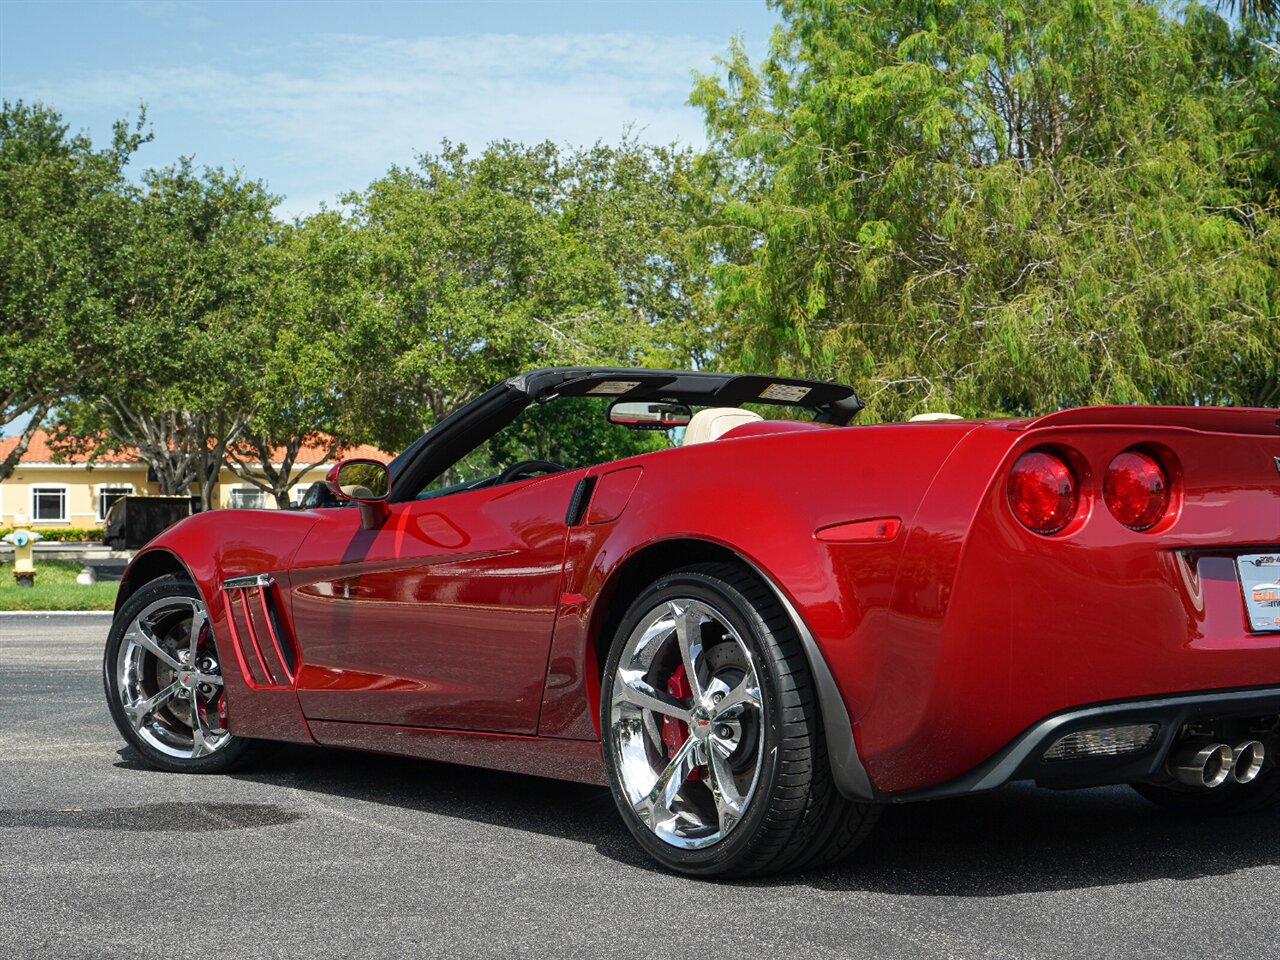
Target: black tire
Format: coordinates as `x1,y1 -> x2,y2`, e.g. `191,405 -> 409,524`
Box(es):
104,574 -> 265,774
600,562 -> 879,877
1132,770 -> 1280,815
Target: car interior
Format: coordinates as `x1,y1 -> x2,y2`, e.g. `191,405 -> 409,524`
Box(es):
294,369 -> 865,510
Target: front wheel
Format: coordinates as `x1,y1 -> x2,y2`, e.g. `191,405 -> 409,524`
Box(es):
601,562 -> 879,877
104,575 -> 264,773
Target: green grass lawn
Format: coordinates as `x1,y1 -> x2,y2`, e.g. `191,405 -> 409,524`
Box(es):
0,560 -> 118,611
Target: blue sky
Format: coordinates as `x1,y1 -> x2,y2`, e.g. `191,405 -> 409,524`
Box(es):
1,0 -> 779,217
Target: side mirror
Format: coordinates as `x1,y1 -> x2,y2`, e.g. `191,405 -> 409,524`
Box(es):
325,458 -> 391,529
608,400 -> 692,430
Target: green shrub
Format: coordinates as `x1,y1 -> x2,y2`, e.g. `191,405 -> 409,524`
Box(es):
0,527 -> 104,542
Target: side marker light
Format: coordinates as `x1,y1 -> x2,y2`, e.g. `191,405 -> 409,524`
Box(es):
815,518 -> 902,543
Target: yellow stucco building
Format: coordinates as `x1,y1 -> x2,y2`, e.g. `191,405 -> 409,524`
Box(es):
0,430 -> 388,529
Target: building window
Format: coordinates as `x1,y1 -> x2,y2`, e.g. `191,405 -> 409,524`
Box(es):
97,485 -> 133,522
228,487 -> 268,509
31,486 -> 68,523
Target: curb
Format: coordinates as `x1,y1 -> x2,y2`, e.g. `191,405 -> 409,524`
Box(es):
0,610 -> 114,616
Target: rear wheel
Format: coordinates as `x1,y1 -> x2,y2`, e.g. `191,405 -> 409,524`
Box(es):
104,575 -> 263,773
601,562 -> 879,877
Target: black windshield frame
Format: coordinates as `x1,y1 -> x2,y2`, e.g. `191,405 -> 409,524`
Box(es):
387,367 -> 863,504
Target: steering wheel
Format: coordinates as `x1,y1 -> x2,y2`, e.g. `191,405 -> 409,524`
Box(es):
495,459 -> 566,485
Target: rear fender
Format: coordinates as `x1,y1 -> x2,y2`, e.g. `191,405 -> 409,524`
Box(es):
867,415 -> 1280,794
537,421 -> 980,799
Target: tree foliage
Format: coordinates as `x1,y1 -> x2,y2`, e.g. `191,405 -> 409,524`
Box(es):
4,2 -> 1278,510
339,139 -> 711,453
57,160 -> 278,508
691,0 -> 1279,420
224,212 -> 371,507
0,101 -> 146,481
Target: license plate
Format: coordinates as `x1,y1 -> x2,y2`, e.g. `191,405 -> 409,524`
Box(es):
1237,553 -> 1280,633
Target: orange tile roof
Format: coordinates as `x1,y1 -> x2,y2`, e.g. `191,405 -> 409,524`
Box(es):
0,429 -> 392,467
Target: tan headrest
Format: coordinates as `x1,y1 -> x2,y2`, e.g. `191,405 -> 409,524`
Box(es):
908,412 -> 963,422
682,407 -> 764,446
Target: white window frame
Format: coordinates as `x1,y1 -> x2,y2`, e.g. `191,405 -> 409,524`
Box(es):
30,484 -> 70,524
95,483 -> 135,523
227,484 -> 269,510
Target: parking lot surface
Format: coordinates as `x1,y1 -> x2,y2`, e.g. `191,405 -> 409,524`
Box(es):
2,613 -> 1278,959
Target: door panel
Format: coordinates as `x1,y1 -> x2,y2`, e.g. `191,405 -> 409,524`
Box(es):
288,470 -> 582,734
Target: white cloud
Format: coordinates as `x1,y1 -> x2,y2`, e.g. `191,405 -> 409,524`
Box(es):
23,30 -> 727,216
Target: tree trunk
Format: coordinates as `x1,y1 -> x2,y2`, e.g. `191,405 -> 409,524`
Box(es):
0,402 -> 50,484
224,432 -> 338,512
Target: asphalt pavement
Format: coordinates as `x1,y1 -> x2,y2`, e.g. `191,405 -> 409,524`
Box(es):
2,613 -> 1278,960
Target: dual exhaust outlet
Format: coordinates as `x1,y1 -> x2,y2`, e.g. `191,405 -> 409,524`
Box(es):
1171,740 -> 1266,789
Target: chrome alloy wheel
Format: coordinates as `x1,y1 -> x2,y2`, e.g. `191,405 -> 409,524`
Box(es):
115,596 -> 230,759
609,598 -> 765,849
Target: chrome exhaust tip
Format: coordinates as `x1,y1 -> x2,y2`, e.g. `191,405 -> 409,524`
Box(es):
1171,742 -> 1234,788
1231,741 -> 1266,785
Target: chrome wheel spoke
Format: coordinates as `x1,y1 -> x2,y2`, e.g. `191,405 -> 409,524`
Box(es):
671,601 -> 707,700
617,673 -> 691,722
186,605 -> 208,663
124,681 -> 180,730
641,709 -> 665,752
704,738 -> 747,833
126,618 -> 183,672
188,696 -> 212,758
713,675 -> 761,720
635,736 -> 698,828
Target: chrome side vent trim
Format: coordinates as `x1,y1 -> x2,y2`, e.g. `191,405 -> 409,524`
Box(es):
223,573 -> 275,591
221,574 -> 296,690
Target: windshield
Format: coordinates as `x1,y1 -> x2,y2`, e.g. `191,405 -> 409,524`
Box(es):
412,397 -> 672,498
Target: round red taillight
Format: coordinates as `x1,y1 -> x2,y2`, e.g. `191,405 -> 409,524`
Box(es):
1104,451 -> 1169,530
1008,451 -> 1078,535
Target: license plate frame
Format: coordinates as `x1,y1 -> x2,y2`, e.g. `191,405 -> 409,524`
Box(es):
1237,553 -> 1280,633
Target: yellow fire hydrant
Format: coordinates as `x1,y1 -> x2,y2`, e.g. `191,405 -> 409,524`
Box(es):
3,514 -> 43,587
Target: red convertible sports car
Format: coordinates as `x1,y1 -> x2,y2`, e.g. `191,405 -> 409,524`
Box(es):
104,367 -> 1280,876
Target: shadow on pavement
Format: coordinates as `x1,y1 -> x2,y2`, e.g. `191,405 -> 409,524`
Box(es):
228,744 -> 641,861
795,785 -> 1280,895
0,801 -> 302,831
220,743 -> 1280,895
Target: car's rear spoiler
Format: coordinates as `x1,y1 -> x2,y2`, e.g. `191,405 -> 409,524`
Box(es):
1009,406 -> 1280,436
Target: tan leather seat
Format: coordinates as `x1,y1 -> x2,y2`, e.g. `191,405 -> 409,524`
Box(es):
681,407 -> 763,446
341,484 -> 376,499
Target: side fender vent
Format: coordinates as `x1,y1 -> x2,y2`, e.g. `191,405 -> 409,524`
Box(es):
565,476 -> 598,526
221,574 -> 297,690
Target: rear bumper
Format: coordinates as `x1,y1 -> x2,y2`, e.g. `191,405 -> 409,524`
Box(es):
883,685 -> 1280,802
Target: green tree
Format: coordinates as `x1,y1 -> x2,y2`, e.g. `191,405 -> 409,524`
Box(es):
343,140 -> 712,456
1218,0 -> 1279,25
223,212 -> 369,508
0,101 -> 146,481
57,160 -> 278,509
691,0 -> 1280,420
550,139 -> 720,370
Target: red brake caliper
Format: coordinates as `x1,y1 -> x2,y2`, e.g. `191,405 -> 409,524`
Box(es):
663,664 -> 699,780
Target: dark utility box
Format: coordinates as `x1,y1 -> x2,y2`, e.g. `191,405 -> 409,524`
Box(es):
103,496 -> 194,550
